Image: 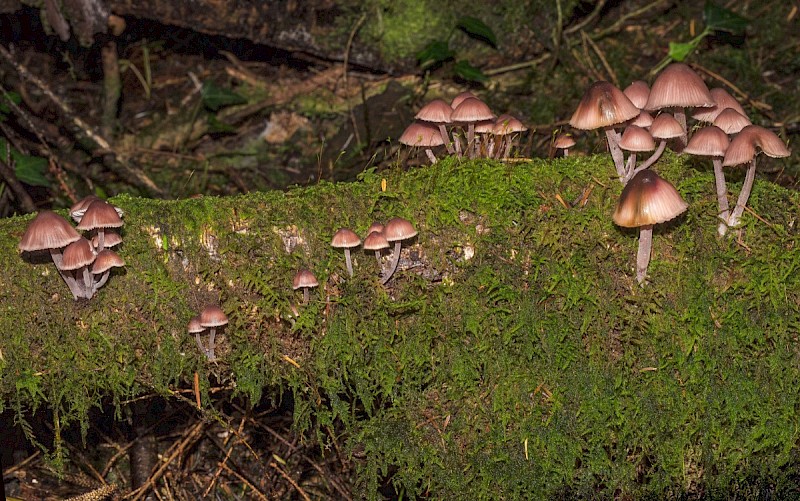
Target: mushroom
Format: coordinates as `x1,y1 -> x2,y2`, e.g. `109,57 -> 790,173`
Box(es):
644,63 -> 714,150
723,125 -> 791,228
19,211 -> 84,299
415,99 -> 455,155
569,81 -> 640,178
187,317 -> 208,360
613,170 -> 688,284
363,230 -> 390,266
199,304 -> 228,362
450,97 -> 495,159
292,268 -> 319,303
381,217 -> 418,285
76,200 -> 124,252
399,122 -> 445,165
91,249 -> 125,294
618,125 -> 656,183
60,237 -> 97,298
713,108 -> 751,135
683,126 -> 731,235
492,114 -> 528,159
331,228 -> 361,277
553,133 -> 576,157
692,87 -> 748,124
623,80 -> 650,110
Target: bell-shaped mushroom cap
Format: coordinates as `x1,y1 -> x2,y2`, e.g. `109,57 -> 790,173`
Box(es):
200,304 -> 228,327
474,119 -> 496,134
613,170 -> 688,227
451,97 -> 495,123
619,125 -> 655,151
723,125 -> 791,166
493,114 -> 528,135
683,126 -> 729,157
630,111 -> 654,128
645,63 -> 714,111
692,87 -> 748,123
187,316 -> 205,334
553,133 -> 576,149
76,200 -> 124,231
19,210 -> 82,252
383,217 -> 417,242
623,80 -> 650,109
331,228 -> 361,248
649,113 -> 684,140
60,237 -> 96,271
398,122 -> 445,148
92,231 -> 123,249
292,268 -> 319,290
713,108 -> 751,135
450,91 -> 477,109
91,249 -> 125,274
363,230 -> 390,251
70,195 -> 102,222
569,81 -> 640,130
415,99 -> 453,123
366,221 -> 384,236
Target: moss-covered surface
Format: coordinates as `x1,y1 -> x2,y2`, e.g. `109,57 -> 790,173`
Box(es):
1,154 -> 800,498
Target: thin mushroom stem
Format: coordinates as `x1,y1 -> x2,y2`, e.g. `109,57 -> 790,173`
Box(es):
437,124 -> 454,155
374,250 -> 382,265
195,332 -> 207,358
206,328 -> 217,362
81,266 -> 93,298
502,134 -> 517,159
94,270 -> 111,294
452,130 -> 463,157
673,107 -> 688,151
424,148 -> 438,164
96,229 -> 106,252
712,157 -> 730,236
344,249 -> 354,277
636,224 -> 654,284
728,158 -> 757,228
466,124 -> 476,159
622,153 -> 637,184
605,128 -> 625,177
381,241 -> 403,285
632,140 -> 667,178
303,287 -> 310,303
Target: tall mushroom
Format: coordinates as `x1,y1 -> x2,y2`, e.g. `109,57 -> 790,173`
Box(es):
399,122 -> 445,165
61,237 -> 97,297
723,125 -> 791,228
613,170 -> 688,284
683,126 -> 731,235
569,81 -> 640,178
415,99 -> 455,155
381,217 -> 418,285
187,317 -> 207,360
331,228 -> 361,277
76,199 -> 124,252
450,97 -> 495,159
199,304 -> 228,362
18,211 -> 83,299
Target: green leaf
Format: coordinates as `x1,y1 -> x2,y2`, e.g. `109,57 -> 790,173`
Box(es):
456,16 -> 498,48
0,91 -> 21,117
206,114 -> 236,133
668,41 -> 695,62
416,41 -> 454,70
704,1 -> 748,35
12,150 -> 50,187
200,80 -> 247,111
453,60 -> 488,83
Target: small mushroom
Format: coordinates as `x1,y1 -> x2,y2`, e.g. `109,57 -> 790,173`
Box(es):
331,228 -> 361,277
199,304 -> 228,362
293,268 -> 319,303
91,249 -> 125,294
18,210 -> 83,299
60,237 -> 97,298
187,316 -> 207,359
381,217 -> 418,285
363,230 -> 390,266
613,170 -> 688,284
76,200 -> 124,252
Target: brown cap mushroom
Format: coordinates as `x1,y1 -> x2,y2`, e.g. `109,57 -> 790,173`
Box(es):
90,249 -> 125,294
613,170 -> 688,284
363,230 -> 390,265
19,210 -> 85,299
293,268 -> 319,303
399,122 -> 445,164
381,217 -> 418,285
76,200 -> 124,252
684,126 -> 731,234
199,304 -> 228,362
415,99 -> 455,155
331,228 -> 361,277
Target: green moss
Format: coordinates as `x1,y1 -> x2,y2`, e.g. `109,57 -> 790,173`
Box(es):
1,154 -> 799,497
361,0 -> 451,63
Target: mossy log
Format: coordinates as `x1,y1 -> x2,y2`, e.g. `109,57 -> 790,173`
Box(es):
2,155 -> 800,498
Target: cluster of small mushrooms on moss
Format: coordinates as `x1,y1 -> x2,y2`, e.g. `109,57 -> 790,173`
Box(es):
187,304 -> 228,362
292,217 -> 418,304
19,195 -> 125,299
568,62 -> 790,284
400,91 -> 529,163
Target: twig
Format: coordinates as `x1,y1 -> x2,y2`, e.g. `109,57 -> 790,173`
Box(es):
591,0 -> 669,39
0,43 -> 165,197
270,461 -> 312,501
0,157 -> 37,212
483,54 -> 551,76
564,0 -> 607,35
690,63 -> 775,118
221,462 -> 269,501
582,30 -> 619,87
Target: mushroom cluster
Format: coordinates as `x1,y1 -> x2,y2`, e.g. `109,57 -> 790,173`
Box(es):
400,92 -> 528,163
570,63 -> 790,237
568,63 -> 790,282
187,304 -> 228,362
330,217 -> 417,285
18,196 -> 126,299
